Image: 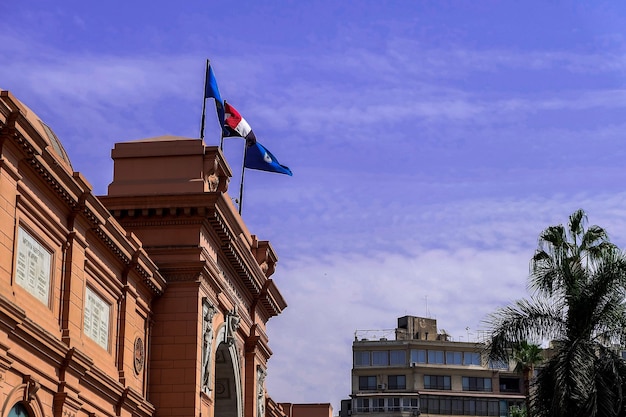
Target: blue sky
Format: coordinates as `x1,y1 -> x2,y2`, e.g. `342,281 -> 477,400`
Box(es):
4,0 -> 626,411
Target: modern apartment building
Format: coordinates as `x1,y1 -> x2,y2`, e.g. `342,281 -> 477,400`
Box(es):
341,316 -> 525,417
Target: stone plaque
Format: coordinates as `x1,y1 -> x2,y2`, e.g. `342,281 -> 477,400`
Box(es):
15,227 -> 51,305
84,287 -> 110,349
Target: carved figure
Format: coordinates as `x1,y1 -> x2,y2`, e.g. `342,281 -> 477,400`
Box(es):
201,299 -> 217,393
225,306 -> 241,346
257,366 -> 267,417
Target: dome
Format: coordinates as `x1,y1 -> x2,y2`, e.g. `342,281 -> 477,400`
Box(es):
0,89 -> 73,170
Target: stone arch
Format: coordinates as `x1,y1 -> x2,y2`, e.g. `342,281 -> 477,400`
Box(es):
213,323 -> 243,417
1,380 -> 45,417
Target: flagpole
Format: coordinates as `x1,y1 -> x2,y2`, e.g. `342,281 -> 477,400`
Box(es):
220,100 -> 228,150
200,59 -> 209,140
238,143 -> 248,215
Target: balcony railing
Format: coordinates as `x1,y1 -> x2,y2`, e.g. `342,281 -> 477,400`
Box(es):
353,406 -> 420,414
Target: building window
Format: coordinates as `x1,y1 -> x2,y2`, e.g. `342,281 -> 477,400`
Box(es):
373,398 -> 384,412
354,351 -> 371,367
499,377 -> 521,393
462,376 -> 492,392
428,350 -> 444,364
84,287 -> 111,349
410,349 -> 426,364
427,396 -> 439,414
424,375 -> 451,390
489,359 -> 509,369
440,398 -> 452,414
15,226 -> 52,305
488,400 -> 500,416
355,398 -> 370,413
388,375 -> 406,389
389,397 -> 401,412
476,399 -> 489,415
451,398 -> 463,414
463,351 -> 481,365
372,351 -> 389,366
359,376 -> 377,390
445,351 -> 462,365
390,349 -> 406,365
402,398 -> 419,411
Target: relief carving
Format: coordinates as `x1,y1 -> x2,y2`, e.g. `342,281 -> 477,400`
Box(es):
224,306 -> 241,346
257,366 -> 267,417
201,298 -> 217,393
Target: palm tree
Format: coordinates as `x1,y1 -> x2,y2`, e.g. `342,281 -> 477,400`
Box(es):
512,341 -> 543,416
485,209 -> 626,417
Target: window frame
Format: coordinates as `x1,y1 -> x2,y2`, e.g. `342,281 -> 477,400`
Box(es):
359,375 -> 377,391
388,374 -> 406,390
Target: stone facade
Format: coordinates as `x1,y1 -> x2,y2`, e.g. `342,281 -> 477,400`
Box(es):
0,90 -> 287,417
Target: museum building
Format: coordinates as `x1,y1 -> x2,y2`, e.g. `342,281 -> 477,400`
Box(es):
0,89 -> 288,417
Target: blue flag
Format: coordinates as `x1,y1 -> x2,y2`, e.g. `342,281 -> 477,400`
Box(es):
204,64 -> 225,127
245,141 -> 293,176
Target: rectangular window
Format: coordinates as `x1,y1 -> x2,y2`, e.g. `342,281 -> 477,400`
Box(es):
388,375 -> 406,390
410,349 -> 426,364
373,398 -> 384,412
389,349 -> 406,365
451,399 -> 463,414
427,397 -> 439,414
419,396 -> 427,413
476,399 -> 488,415
389,397 -> 400,412
500,377 -> 521,393
372,350 -> 389,366
84,287 -> 111,349
464,398 -> 476,415
402,398 -> 419,411
440,398 -> 451,414
359,376 -> 377,390
424,375 -> 451,390
427,350 -> 444,364
15,227 -> 51,305
488,400 -> 500,416
355,398 -> 370,413
463,351 -> 481,365
446,351 -> 462,365
462,376 -> 492,392
354,351 -> 371,367
489,359 -> 509,369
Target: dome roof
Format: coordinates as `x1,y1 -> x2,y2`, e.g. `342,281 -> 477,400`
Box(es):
0,89 -> 73,169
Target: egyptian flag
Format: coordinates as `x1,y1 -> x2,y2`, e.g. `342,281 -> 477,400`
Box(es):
223,102 -> 257,144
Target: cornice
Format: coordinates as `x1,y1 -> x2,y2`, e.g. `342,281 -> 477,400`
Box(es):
100,193 -> 280,307
0,93 -> 164,298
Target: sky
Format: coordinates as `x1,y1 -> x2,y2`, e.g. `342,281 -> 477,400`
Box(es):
3,0 -> 626,411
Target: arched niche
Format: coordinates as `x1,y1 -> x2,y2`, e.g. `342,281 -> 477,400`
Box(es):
213,323 -> 243,417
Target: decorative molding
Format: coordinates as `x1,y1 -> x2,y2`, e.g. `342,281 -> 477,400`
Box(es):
133,337 -> 144,375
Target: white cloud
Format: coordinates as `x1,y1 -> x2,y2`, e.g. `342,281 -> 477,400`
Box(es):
265,191 -> 626,410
